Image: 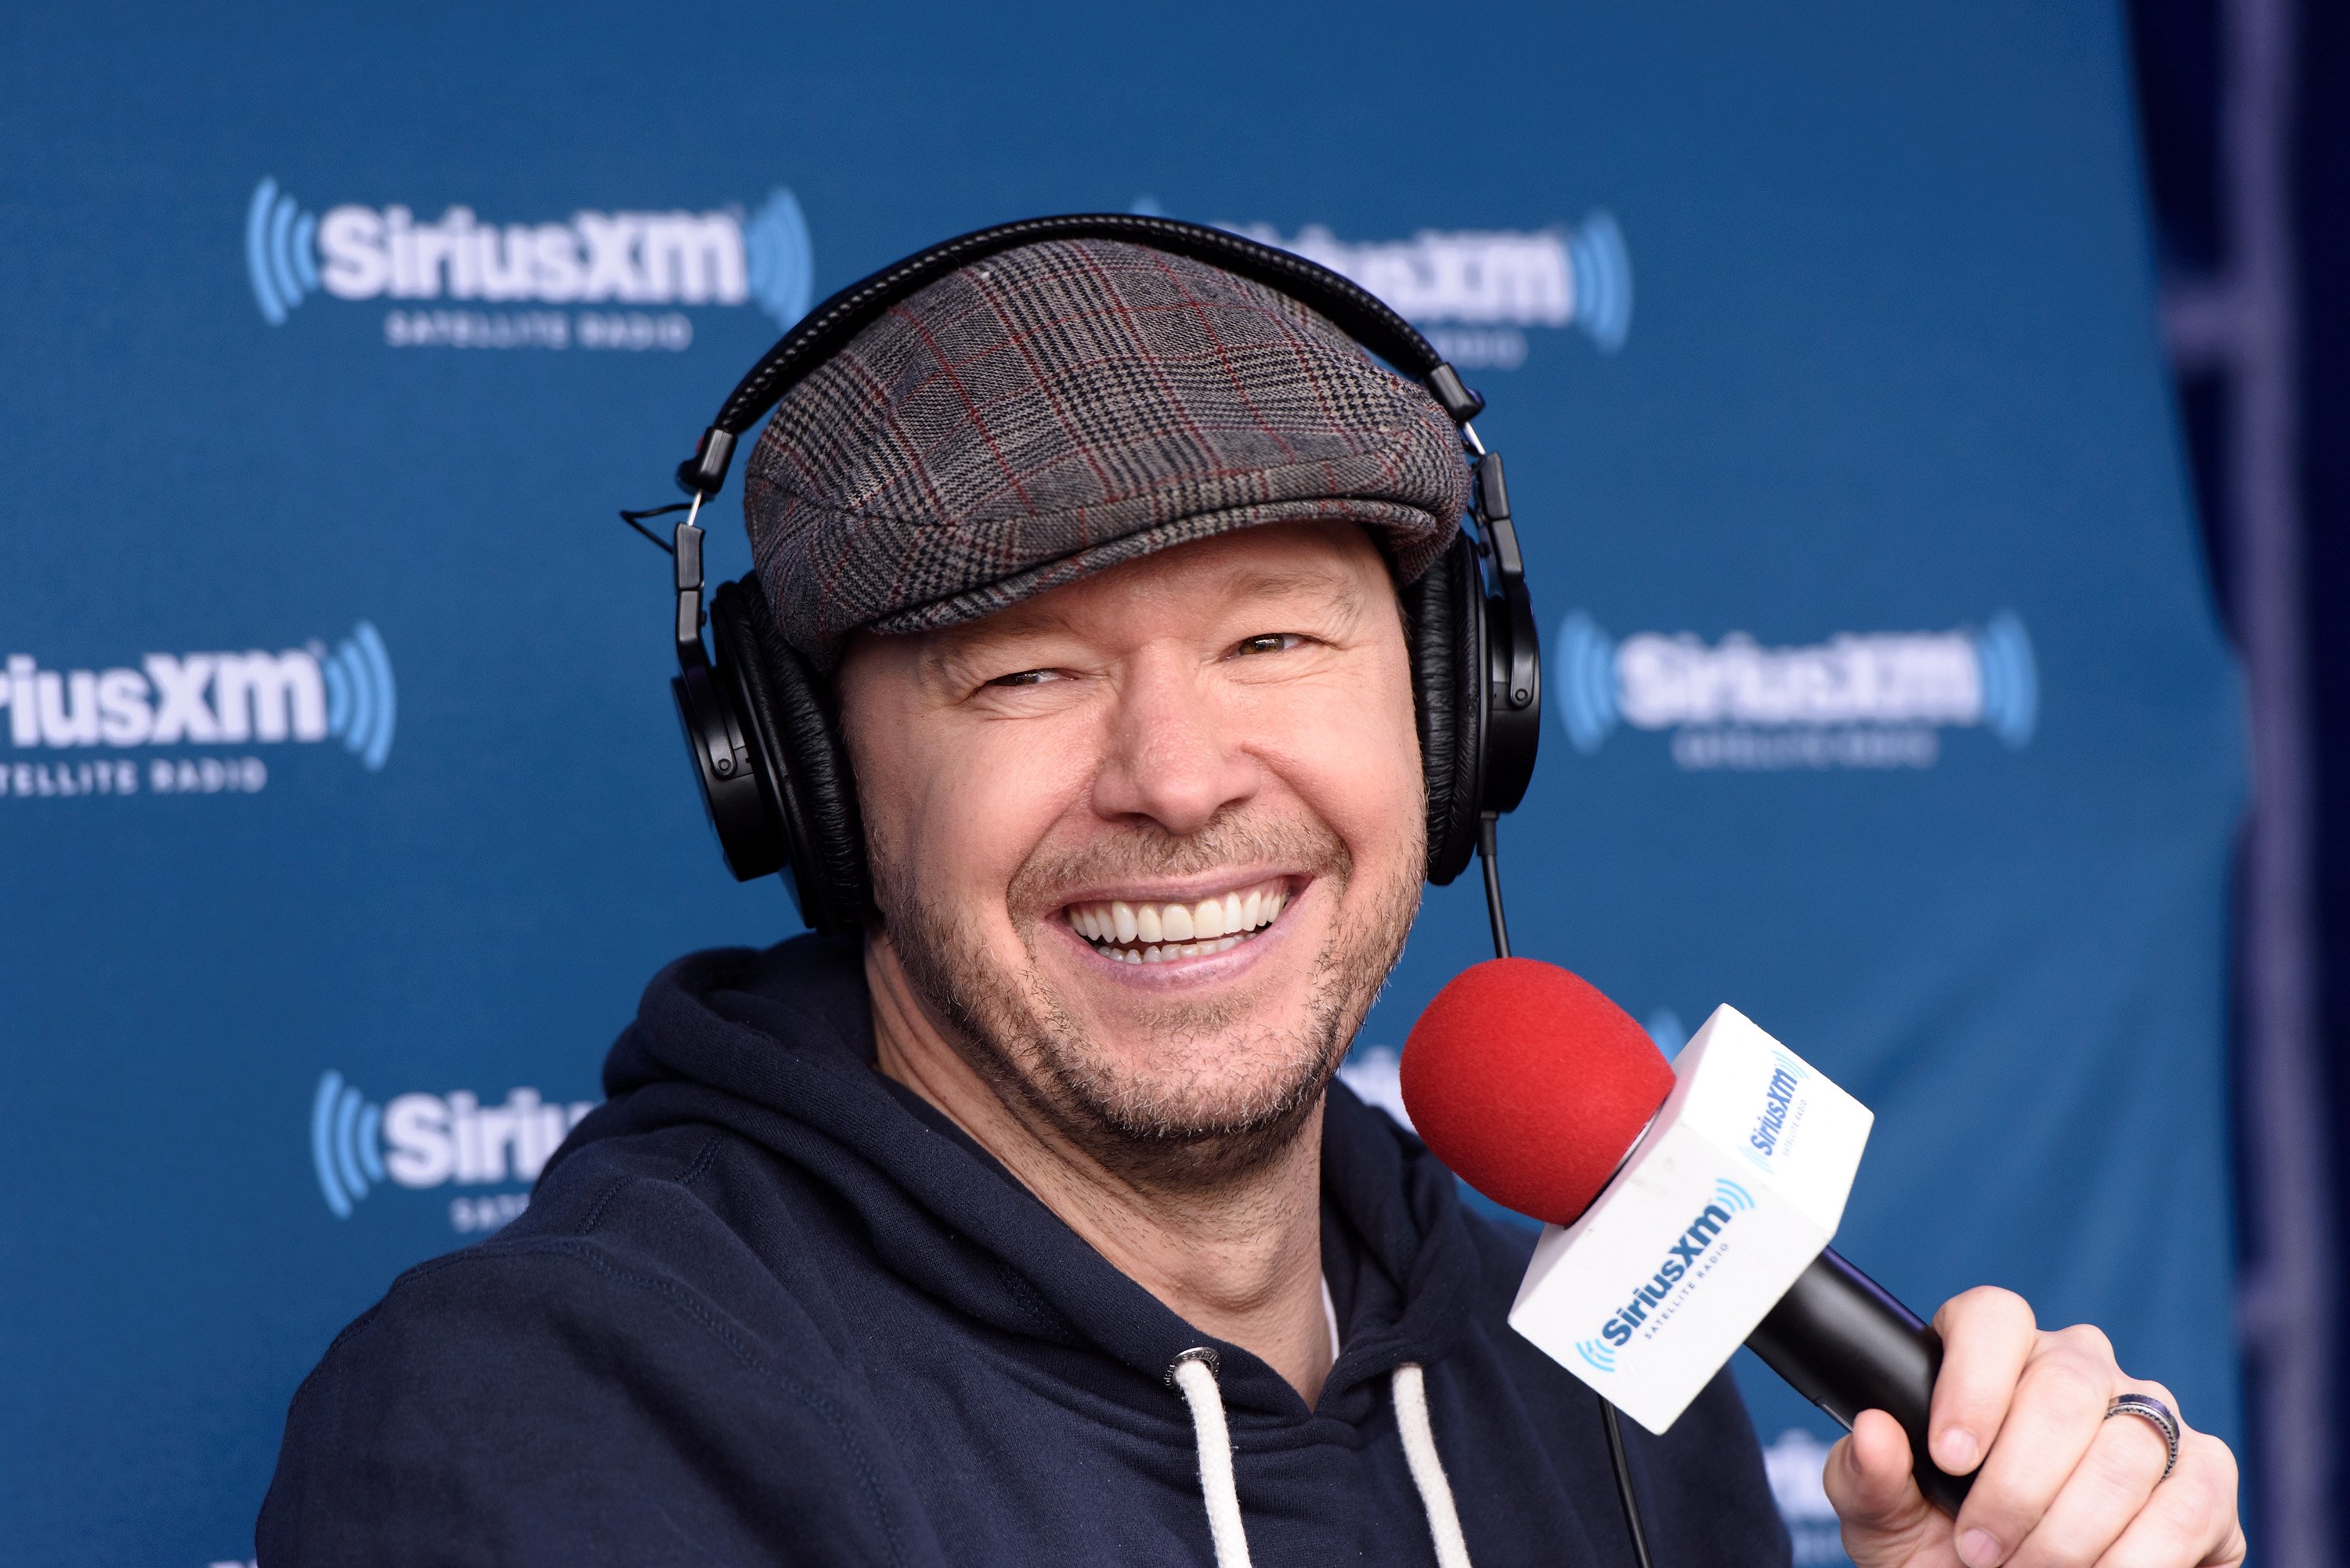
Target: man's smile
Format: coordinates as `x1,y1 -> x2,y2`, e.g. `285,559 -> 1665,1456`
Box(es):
1060,876 -> 1297,965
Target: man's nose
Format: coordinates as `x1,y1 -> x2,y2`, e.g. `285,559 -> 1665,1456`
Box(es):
1090,650 -> 1260,836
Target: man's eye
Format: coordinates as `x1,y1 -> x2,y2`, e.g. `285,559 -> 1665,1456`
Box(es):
1232,634 -> 1302,657
986,668 -> 1062,688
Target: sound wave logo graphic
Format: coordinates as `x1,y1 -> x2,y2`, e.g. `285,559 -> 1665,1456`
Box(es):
1973,614 -> 2037,748
743,188 -> 815,328
318,622 -> 396,771
312,1070 -> 385,1219
1564,213 -> 1633,353
1714,1177 -> 1757,1213
1556,611 -> 1622,757
1576,1338 -> 1619,1374
244,178 -> 813,329
247,177 -> 320,326
1556,610 -> 2039,764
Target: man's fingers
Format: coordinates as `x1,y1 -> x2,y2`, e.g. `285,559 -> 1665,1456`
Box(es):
1947,1324 -> 2117,1566
2091,1430 -> 2245,1568
1929,1286 -> 2039,1475
2000,1393 -> 2170,1567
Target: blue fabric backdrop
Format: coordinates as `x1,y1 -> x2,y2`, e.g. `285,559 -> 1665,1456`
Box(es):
0,4 -> 2241,1563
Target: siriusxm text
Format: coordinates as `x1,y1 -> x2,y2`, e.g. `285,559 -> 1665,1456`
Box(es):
5,652 -> 322,748
1232,223 -> 1574,326
383,1087 -> 594,1189
1752,1067 -> 1799,1158
1600,1202 -> 1735,1346
318,205 -> 747,307
1618,631 -> 1983,730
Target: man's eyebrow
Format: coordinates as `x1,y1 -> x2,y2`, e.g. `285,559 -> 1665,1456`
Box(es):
920,605 -> 1086,684
1211,565 -> 1363,607
919,561 -> 1370,683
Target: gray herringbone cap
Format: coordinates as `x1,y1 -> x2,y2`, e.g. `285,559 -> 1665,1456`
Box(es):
742,237 -> 1472,668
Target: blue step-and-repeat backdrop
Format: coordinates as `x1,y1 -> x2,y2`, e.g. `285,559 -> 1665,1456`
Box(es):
0,4 -> 2244,1563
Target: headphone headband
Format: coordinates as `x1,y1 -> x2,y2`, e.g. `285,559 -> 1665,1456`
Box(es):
674,211 -> 1485,497
646,210 -> 1538,933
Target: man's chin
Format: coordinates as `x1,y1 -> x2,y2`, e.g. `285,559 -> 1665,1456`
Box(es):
1030,1048 -> 1343,1190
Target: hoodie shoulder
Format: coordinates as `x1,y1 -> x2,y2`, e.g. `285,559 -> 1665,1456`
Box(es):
258,1122 -> 939,1567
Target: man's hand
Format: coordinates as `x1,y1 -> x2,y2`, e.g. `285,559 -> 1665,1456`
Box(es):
1821,1287 -> 2245,1568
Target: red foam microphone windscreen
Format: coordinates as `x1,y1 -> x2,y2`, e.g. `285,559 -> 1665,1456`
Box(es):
1399,958 -> 1677,1227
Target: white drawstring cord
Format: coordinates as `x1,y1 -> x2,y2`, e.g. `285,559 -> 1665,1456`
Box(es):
1170,1349 -> 1254,1568
1393,1361 -> 1474,1568
1169,1350 -> 1476,1568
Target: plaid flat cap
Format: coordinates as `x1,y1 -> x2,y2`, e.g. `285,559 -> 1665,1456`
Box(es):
742,237 -> 1473,668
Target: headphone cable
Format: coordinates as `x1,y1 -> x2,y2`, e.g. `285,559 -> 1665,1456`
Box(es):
1475,813 -> 1657,1568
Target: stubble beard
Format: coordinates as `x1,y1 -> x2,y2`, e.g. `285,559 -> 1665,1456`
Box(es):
872,810 -> 1425,1194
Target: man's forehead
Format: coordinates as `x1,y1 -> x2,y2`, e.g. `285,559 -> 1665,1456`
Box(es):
924,522 -> 1386,654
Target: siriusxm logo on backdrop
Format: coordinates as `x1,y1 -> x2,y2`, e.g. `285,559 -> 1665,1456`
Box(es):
0,623 -> 393,799
246,177 -> 812,349
313,1070 -> 595,1233
1580,1179 -> 1755,1372
1226,211 -> 1630,369
1554,610 -> 2037,771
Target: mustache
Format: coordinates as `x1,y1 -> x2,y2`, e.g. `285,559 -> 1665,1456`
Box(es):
1008,809 -> 1352,909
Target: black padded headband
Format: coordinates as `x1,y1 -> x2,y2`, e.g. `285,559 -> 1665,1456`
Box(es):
673,211 -> 1486,498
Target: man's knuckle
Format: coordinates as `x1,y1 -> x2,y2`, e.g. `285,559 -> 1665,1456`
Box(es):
1963,1480 -> 2049,1545
2193,1432 -> 2240,1489
2010,1514 -> 2106,1568
2085,1426 -> 2165,1491
2054,1322 -> 2116,1365
2026,1350 -> 2113,1413
1940,1284 -> 2027,1331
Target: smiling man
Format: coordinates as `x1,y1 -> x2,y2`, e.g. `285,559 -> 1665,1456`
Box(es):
260,237 -> 2243,1568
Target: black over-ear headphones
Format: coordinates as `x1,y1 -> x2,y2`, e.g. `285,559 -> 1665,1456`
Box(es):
634,213 -> 1542,941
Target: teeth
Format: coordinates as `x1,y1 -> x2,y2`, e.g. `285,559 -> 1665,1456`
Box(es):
1067,882 -> 1291,963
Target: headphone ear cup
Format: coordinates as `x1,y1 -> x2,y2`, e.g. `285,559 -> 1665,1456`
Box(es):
1408,533 -> 1486,886
709,577 -> 871,935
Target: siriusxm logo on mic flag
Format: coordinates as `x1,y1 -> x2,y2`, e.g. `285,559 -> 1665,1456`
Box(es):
1555,610 -> 2038,771
247,177 -> 814,347
1511,1005 -> 1873,1434
0,623 -> 394,798
1227,212 -> 1631,370
1746,1052 -> 1811,1175
312,1071 -> 595,1232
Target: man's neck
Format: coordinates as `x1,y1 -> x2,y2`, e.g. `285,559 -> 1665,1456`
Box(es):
865,938 -> 1336,1405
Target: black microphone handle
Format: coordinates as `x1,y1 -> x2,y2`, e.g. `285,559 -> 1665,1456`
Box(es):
1744,1247 -> 1974,1517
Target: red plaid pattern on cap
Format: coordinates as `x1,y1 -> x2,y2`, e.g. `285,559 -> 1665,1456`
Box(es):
742,237 -> 1472,667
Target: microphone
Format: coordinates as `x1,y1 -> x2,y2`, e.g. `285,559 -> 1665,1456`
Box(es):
1399,959 -> 1972,1516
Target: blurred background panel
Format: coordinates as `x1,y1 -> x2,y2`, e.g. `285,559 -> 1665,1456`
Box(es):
1,2 -> 2329,1563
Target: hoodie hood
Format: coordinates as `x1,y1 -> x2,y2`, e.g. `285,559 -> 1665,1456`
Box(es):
557,935 -> 1479,1423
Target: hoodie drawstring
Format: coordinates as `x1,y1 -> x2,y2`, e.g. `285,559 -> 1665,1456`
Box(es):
1391,1362 -> 1474,1568
1168,1351 -> 1475,1568
1170,1350 -> 1253,1568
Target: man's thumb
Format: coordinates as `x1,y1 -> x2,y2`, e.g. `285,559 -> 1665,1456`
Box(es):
1820,1411 -> 1943,1566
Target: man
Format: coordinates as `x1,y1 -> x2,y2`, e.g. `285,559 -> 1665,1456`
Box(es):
262,237 -> 2243,1567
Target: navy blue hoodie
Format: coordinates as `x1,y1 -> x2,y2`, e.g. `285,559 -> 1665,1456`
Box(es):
260,936 -> 1791,1566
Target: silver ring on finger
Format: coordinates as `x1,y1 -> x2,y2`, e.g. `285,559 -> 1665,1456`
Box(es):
2105,1393 -> 2180,1479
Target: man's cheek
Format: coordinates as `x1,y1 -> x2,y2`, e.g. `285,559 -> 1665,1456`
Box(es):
928,741 -> 1074,905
